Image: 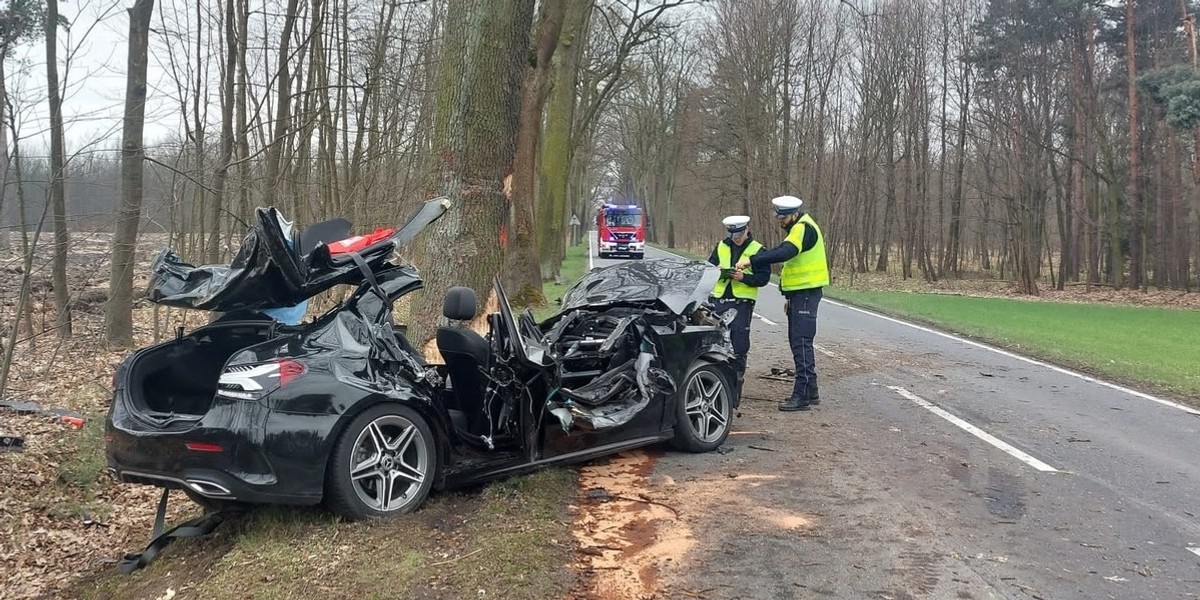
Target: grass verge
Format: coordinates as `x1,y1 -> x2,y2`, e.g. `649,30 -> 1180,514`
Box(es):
79,470 -> 578,600
533,243 -> 590,321
827,288 -> 1200,399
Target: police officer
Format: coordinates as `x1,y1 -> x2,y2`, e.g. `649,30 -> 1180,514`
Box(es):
707,216 -> 769,406
736,196 -> 828,412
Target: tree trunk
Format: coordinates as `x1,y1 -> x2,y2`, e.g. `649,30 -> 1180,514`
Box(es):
414,0 -> 533,349
1125,0 -> 1142,289
537,0 -> 592,279
44,0 -> 71,339
261,0 -> 302,207
505,0 -> 565,302
104,0 -> 155,346
0,55 -> 10,254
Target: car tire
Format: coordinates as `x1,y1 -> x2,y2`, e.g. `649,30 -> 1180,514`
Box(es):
670,361 -> 734,453
599,252 -> 609,259
324,404 -> 438,520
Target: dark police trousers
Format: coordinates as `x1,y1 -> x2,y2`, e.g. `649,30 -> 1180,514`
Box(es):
784,287 -> 822,402
710,297 -> 753,406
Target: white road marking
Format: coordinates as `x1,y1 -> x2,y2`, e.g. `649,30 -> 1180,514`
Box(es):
650,246 -> 1192,415
1188,547 -> 1200,559
814,343 -> 842,360
888,385 -> 1059,473
842,301 -> 1200,416
753,312 -> 778,326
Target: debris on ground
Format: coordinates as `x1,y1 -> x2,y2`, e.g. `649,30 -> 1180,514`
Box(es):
760,367 -> 795,382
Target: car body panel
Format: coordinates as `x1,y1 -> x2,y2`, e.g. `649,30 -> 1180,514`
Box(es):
106,204 -> 736,511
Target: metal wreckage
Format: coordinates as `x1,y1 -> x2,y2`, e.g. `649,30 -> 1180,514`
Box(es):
104,198 -> 738,571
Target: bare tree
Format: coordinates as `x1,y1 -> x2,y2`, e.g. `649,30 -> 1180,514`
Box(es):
105,0 -> 156,346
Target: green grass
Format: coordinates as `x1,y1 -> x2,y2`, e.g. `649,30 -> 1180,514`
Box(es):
828,288 -> 1200,399
533,243 -> 591,321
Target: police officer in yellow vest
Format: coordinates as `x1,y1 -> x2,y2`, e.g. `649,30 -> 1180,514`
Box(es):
735,196 -> 829,412
708,215 -> 769,406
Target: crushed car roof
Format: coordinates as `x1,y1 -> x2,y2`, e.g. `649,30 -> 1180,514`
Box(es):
558,258 -> 722,316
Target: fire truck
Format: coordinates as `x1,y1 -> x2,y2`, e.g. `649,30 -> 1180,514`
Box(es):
596,203 -> 645,259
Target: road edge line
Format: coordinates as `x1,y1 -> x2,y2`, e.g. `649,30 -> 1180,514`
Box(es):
888,385 -> 1059,473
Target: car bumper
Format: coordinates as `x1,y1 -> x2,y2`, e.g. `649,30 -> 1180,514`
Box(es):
106,399 -> 340,505
599,242 -> 644,254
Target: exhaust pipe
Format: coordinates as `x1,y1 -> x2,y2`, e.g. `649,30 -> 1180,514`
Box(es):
186,479 -> 232,497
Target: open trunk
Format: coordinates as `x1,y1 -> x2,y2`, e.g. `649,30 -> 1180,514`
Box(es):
124,321 -> 276,423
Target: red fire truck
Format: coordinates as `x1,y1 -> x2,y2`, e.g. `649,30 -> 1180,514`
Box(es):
596,203 -> 645,259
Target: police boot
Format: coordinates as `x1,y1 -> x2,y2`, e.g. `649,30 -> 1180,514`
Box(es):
778,396 -> 811,412
808,387 -> 820,405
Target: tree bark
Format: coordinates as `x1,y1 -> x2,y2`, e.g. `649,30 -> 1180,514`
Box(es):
104,0 -> 155,346
261,0 -> 302,207
1125,0 -> 1142,289
415,0 -> 533,349
538,0 -> 593,279
505,0 -> 565,302
44,0 -> 71,338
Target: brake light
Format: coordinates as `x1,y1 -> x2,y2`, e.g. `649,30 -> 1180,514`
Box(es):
278,359 -> 305,387
217,359 -> 306,400
185,441 -> 223,452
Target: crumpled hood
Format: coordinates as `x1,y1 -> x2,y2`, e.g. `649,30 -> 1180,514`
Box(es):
559,258 -> 721,315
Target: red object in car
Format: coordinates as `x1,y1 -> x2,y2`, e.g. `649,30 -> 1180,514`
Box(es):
326,228 -> 396,254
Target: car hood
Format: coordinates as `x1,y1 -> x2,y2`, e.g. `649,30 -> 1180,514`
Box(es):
559,258 -> 721,315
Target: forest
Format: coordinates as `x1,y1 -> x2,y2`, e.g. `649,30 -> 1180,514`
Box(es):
0,0 -> 1197,350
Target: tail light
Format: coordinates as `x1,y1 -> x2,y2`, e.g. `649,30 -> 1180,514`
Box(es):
217,359 -> 306,400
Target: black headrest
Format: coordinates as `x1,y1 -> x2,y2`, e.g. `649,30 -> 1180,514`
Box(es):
443,286 -> 478,321
296,218 -> 352,257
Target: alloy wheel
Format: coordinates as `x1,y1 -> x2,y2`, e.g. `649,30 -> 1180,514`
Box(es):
348,415 -> 430,512
683,370 -> 729,443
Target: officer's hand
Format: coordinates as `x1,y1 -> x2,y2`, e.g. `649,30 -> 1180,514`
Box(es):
735,258 -> 751,270
731,271 -> 744,281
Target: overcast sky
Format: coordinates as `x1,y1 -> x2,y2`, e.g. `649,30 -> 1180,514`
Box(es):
6,0 -> 179,157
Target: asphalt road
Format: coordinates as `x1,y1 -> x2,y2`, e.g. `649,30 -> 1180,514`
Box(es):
587,237 -> 1200,599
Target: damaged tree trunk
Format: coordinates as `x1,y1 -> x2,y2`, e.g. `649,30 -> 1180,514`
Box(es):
415,0 -> 533,349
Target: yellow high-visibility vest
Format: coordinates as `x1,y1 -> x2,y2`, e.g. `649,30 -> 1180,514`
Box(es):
713,239 -> 764,300
780,214 -> 829,291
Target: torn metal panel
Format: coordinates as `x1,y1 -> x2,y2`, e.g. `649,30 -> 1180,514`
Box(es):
147,199 -> 449,312
542,309 -> 678,431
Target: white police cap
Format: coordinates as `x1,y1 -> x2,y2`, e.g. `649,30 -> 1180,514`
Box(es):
722,215 -> 750,233
771,195 -> 803,215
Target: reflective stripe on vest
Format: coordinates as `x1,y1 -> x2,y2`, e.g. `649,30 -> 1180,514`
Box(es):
780,214 -> 829,291
713,239 -> 763,300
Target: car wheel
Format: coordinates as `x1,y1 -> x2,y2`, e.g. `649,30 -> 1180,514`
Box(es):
183,489 -> 251,515
325,404 -> 438,520
671,361 -> 734,452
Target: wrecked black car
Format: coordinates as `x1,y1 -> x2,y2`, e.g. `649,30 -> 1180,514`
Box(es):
105,199 -> 737,520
